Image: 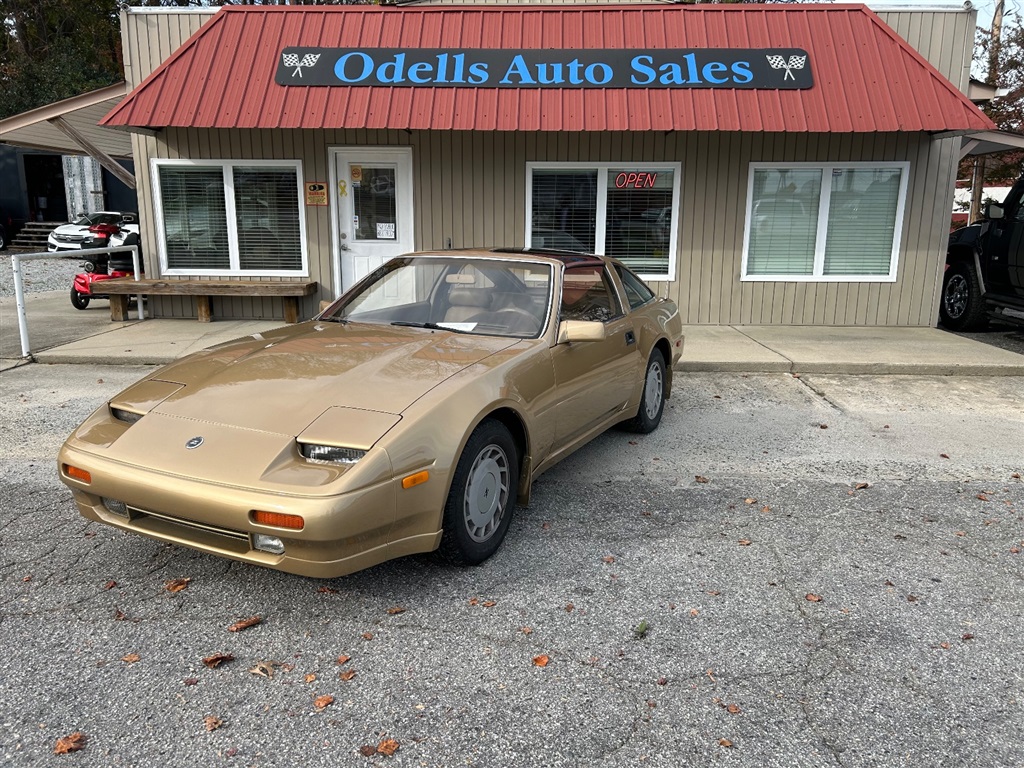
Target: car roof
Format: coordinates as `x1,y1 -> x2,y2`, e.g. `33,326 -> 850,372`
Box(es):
406,248 -> 607,269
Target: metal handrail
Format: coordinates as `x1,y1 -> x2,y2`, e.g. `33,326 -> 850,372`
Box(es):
10,246 -> 142,359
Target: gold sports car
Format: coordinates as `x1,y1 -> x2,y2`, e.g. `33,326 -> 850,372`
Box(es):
58,249 -> 684,578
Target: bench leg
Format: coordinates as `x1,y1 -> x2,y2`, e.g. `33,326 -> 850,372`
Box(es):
109,295 -> 130,322
196,296 -> 213,323
283,297 -> 299,324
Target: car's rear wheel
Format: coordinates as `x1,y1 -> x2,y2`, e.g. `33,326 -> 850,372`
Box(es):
624,349 -> 667,433
940,262 -> 988,331
70,288 -> 90,310
439,419 -> 518,566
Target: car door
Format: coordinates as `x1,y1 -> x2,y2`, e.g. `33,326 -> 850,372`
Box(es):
549,264 -> 642,449
981,182 -> 1024,300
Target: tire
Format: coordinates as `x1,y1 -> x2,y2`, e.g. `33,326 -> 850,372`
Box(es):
0,230 -> 6,250
439,419 -> 518,566
939,262 -> 988,331
625,349 -> 667,434
70,287 -> 90,310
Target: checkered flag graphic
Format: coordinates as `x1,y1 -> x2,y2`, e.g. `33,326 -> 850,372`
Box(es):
766,54 -> 807,81
282,52 -> 320,78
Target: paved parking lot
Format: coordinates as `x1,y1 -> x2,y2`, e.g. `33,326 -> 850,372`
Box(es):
1,366 -> 1021,767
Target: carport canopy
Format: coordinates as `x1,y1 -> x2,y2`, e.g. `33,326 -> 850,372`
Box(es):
0,82 -> 137,189
960,129 -> 1024,158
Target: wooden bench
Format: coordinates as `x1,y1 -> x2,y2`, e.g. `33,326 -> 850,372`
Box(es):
101,279 -> 318,324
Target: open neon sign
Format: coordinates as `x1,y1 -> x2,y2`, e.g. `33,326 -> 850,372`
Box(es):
615,172 -> 658,189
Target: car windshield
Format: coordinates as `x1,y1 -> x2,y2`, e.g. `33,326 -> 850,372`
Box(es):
324,256 -> 553,339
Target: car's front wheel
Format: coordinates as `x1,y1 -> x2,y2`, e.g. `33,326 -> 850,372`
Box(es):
70,288 -> 90,310
439,419 -> 518,566
624,349 -> 667,433
940,262 -> 988,331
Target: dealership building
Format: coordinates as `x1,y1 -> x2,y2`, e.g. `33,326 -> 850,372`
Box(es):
15,1 -> 1024,326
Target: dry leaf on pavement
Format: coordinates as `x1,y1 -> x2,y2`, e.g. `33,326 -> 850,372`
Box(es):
53,732 -> 87,754
314,695 -> 335,711
227,616 -> 262,632
121,653 -> 140,664
249,661 -> 281,679
695,475 -> 710,483
386,606 -> 406,615
304,673 -> 317,683
103,580 -> 117,590
336,654 -> 352,665
164,578 -> 191,593
532,655 -> 550,667
377,739 -> 400,756
203,716 -> 223,732
719,738 -> 735,748
202,653 -> 234,668
727,703 -> 741,714
359,745 -> 377,757
340,669 -> 357,681
805,593 -> 823,602
738,539 -> 752,546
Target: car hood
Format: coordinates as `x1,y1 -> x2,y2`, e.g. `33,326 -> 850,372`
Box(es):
137,322 -> 523,435
51,223 -> 93,236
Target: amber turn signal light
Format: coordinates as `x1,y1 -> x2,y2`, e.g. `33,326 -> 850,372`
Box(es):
402,470 -> 430,489
64,464 -> 92,484
251,510 -> 304,530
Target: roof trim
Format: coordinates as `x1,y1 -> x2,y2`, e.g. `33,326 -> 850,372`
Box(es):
1,82 -> 126,135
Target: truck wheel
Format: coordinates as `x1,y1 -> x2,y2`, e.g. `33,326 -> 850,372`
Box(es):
939,263 -> 988,331
70,287 -> 90,310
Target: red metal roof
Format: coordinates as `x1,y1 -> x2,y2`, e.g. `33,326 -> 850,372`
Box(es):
102,4 -> 994,133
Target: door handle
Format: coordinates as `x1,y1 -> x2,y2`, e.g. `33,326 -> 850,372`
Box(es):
624,330 -> 636,345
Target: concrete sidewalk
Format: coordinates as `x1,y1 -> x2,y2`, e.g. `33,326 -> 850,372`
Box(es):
3,290 -> 1024,375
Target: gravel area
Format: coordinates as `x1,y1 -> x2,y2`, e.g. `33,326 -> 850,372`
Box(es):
1,252 -> 81,298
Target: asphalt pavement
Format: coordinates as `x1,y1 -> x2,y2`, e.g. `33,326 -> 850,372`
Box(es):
1,365 -> 1022,767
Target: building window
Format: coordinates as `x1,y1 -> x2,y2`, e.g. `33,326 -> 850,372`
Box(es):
527,162 -> 681,280
742,163 -> 908,282
153,160 -> 307,276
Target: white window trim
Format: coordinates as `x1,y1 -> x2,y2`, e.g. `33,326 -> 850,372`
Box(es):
151,158 -> 309,277
525,161 -> 682,282
740,161 -> 909,283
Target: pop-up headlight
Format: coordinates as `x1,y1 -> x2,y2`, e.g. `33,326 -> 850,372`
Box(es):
299,444 -> 366,464
296,407 -> 401,466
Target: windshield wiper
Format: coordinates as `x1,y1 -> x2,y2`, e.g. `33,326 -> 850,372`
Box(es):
319,315 -> 348,324
390,321 -> 469,333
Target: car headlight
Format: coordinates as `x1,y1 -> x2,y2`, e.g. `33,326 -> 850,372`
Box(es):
299,444 -> 366,464
110,407 -> 143,424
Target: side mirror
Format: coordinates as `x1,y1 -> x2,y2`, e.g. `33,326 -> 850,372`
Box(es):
984,203 -> 1004,221
558,320 -> 605,343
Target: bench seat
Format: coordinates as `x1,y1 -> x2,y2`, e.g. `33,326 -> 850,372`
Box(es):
101,278 -> 318,323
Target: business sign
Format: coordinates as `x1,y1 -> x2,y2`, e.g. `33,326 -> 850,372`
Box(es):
277,48 -> 812,89
305,182 -> 328,206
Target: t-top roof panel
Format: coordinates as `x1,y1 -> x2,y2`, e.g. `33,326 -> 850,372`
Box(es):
101,4 -> 994,134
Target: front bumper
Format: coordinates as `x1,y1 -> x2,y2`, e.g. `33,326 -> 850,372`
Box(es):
59,445 -> 407,579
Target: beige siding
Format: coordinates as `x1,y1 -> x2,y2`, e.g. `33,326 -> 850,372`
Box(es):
875,10 -> 975,92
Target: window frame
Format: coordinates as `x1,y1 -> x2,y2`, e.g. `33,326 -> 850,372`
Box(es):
740,161 -> 909,283
151,158 -> 309,277
525,161 -> 682,282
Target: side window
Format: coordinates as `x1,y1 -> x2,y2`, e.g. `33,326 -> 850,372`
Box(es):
561,266 -> 621,323
615,264 -> 656,310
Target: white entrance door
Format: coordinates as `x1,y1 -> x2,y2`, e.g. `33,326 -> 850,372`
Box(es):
332,147 -> 415,294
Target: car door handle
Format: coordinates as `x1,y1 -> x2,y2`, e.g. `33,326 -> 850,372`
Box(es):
624,330 -> 636,345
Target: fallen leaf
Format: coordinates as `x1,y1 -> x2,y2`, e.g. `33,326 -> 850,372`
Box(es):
22,575 -> 31,583
227,616 -> 261,632
541,522 -> 551,531
955,531 -> 966,537
377,739 -> 400,756
706,590 -> 721,596
738,539 -> 752,546
1011,545 -> 1022,554
760,505 -> 771,513
602,555 -> 616,564
103,580 -> 117,590
819,424 -> 828,429
113,608 -> 127,621
907,595 -> 919,602
386,606 -> 406,615
184,677 -> 199,686
520,626 -> 533,635
482,600 -> 497,608
962,633 -> 975,641
203,716 -> 223,732
744,498 -> 757,505
304,673 -> 317,683
706,668 -> 716,682
1012,473 -> 1021,479
628,440 -> 638,446
940,453 -> 950,459
318,586 -> 338,594
657,677 -> 668,686
689,608 -> 699,617
249,661 -> 281,679
565,603 -> 575,613
806,593 -> 823,603
202,653 -> 234,669
727,703 -> 741,714
361,632 -> 374,641
939,642 -> 951,650
313,695 -> 334,711
53,732 -> 87,754
695,475 -> 710,483
164,577 -> 191,593
468,597 -> 479,606
977,494 -> 990,502
336,655 -> 352,666
340,669 -> 357,681
855,482 -> 870,490
884,580 -> 895,587
719,738 -> 734,748
359,745 -> 377,757
121,653 -> 140,664
895,534 -> 907,540
225,748 -> 237,757
532,654 -> 550,667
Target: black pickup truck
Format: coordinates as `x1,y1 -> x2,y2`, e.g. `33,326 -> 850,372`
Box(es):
940,174 -> 1024,331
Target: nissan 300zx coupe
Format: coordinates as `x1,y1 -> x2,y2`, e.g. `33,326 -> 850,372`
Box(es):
58,249 -> 684,578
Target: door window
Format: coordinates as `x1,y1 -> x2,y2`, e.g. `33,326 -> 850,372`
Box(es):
351,165 -> 398,241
